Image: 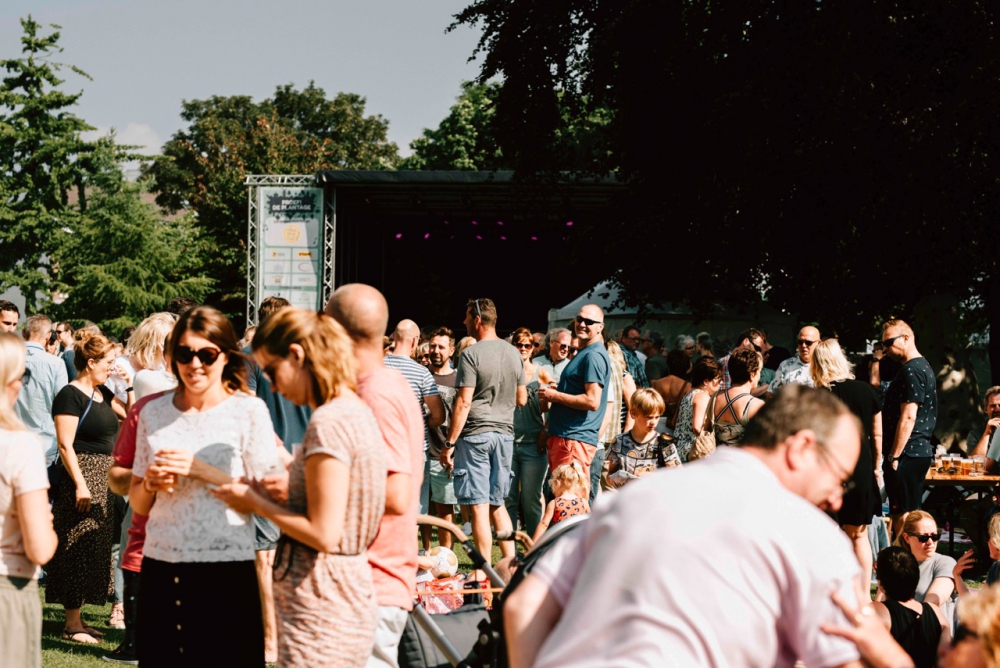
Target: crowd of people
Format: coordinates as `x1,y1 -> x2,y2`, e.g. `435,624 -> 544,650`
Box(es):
0,293 -> 999,667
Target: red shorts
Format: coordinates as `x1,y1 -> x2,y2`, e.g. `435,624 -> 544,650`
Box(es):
547,436 -> 598,477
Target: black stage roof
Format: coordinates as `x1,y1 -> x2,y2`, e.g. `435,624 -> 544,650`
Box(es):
315,170 -> 623,332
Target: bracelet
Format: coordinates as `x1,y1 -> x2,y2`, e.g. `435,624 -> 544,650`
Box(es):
126,386 -> 134,393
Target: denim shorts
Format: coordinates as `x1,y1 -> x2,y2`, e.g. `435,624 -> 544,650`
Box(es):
453,431 -> 514,506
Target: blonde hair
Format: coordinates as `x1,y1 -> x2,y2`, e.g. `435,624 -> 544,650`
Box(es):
606,340 -> 625,368
252,307 -> 357,403
0,333 -> 27,431
630,387 -> 666,418
413,341 -> 429,362
892,510 -> 936,548
810,339 -> 856,388
73,328 -> 115,373
956,584 -> 1000,666
989,513 -> 1000,550
881,318 -> 914,337
127,312 -> 178,371
455,336 -> 476,363
551,461 -> 590,498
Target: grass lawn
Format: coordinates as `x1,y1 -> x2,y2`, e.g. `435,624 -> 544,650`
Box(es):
40,588 -> 123,667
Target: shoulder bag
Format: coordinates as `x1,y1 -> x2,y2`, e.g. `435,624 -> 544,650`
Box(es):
47,388 -> 96,501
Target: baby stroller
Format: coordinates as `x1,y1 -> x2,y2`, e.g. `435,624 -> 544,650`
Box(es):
399,514 -> 588,668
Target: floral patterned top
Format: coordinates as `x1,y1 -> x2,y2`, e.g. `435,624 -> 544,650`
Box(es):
673,389 -> 703,462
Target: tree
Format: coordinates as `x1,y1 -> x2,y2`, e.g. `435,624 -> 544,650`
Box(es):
400,82 -> 506,170
52,139 -> 213,334
0,17 -> 95,307
454,1 -> 1000,376
147,83 -> 399,319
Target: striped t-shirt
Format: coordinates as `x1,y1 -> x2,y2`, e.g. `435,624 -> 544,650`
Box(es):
383,354 -> 439,451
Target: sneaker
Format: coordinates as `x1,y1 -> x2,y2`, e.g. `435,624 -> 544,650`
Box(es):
102,645 -> 138,665
108,603 -> 125,629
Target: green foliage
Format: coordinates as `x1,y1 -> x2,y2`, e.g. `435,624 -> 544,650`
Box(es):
146,82 -> 399,319
0,16 -> 95,307
400,82 -> 506,170
52,140 -> 213,334
453,1 -> 1000,360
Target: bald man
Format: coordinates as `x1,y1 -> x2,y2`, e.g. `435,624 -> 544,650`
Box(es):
384,319 -> 444,551
325,285 -> 426,667
539,304 -> 611,482
767,326 -> 821,397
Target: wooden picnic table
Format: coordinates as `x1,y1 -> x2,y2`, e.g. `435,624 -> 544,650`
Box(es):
924,470 -> 1000,555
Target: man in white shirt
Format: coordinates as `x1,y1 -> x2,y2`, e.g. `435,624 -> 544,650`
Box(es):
505,385 -> 872,668
768,325 -> 821,397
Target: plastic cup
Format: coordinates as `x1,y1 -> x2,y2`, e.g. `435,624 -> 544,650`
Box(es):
972,456 -> 985,477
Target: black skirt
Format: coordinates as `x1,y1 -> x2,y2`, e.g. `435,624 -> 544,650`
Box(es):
138,558 -> 263,667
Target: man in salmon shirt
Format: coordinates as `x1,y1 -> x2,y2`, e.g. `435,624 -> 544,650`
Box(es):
327,284 -> 425,667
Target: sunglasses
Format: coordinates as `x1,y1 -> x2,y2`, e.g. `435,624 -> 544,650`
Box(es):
881,335 -> 903,348
472,299 -> 482,319
907,532 -> 942,544
174,345 -> 223,366
797,339 -> 818,347
514,342 -> 533,350
751,342 -> 762,353
575,315 -> 603,327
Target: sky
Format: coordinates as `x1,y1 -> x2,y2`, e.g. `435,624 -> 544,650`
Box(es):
0,0 -> 484,158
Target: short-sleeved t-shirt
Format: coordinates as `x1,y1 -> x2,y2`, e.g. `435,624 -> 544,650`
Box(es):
0,429 -> 49,579
768,356 -> 814,394
357,367 -> 426,610
915,552 -> 956,603
883,357 -> 938,459
455,339 -> 525,436
547,342 -> 611,446
530,447 -> 861,668
51,384 -> 119,455
384,354 -> 439,452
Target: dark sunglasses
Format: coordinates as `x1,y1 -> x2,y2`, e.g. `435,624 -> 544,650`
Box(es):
174,345 -> 223,366
907,531 -> 942,544
797,339 -> 818,347
881,335 -> 903,348
514,342 -> 533,349
751,342 -> 762,353
575,315 -> 603,327
568,347 -> 579,354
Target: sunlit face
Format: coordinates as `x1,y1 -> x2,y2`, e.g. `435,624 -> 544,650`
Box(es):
797,327 -> 820,364
903,517 -> 941,562
88,351 -> 117,385
985,393 -> 1000,419
574,307 -> 604,345
802,416 -> 861,512
463,308 -> 478,337
632,411 -> 661,434
513,337 -> 534,363
0,310 -> 17,333
550,332 -> 572,361
619,328 -> 641,351
174,331 -> 227,395
881,328 -> 908,362
428,336 -> 454,370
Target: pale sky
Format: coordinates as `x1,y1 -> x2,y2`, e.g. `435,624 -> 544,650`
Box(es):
0,0 -> 484,157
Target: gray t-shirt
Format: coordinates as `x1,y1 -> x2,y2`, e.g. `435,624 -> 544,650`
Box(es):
456,339 -> 525,436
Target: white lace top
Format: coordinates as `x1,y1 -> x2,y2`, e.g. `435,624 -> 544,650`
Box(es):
134,391 -> 279,563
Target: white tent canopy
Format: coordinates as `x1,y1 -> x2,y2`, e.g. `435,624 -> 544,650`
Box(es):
548,281 -> 799,351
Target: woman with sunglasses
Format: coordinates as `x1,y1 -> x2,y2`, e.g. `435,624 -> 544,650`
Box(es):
129,306 -> 281,667
506,327 -> 549,536
211,308 -> 386,667
811,339 -> 883,589
889,510 -> 957,627
0,333 -> 57,667
48,328 -> 126,644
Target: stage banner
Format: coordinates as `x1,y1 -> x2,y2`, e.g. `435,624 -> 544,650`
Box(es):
257,187 -> 324,310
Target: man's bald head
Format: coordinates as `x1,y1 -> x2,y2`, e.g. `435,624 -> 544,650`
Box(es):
796,326 -> 821,364
392,319 -> 420,343
325,284 -> 389,345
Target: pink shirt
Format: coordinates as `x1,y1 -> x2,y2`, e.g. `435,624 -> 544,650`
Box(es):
112,391 -> 167,573
532,447 -> 861,668
357,368 -> 425,610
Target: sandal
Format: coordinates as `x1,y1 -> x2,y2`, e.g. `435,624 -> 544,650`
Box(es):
62,629 -> 101,644
83,625 -> 105,638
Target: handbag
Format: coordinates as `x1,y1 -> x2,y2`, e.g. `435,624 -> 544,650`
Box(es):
47,388 -> 96,501
687,392 -> 717,461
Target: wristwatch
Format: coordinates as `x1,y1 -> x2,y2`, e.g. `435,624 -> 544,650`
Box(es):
444,441 -> 456,450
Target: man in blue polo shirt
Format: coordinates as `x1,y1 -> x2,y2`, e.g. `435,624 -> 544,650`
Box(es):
540,304 -> 611,487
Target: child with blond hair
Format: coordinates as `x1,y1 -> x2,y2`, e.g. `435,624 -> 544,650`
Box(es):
606,389 -> 681,489
532,462 -> 590,542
